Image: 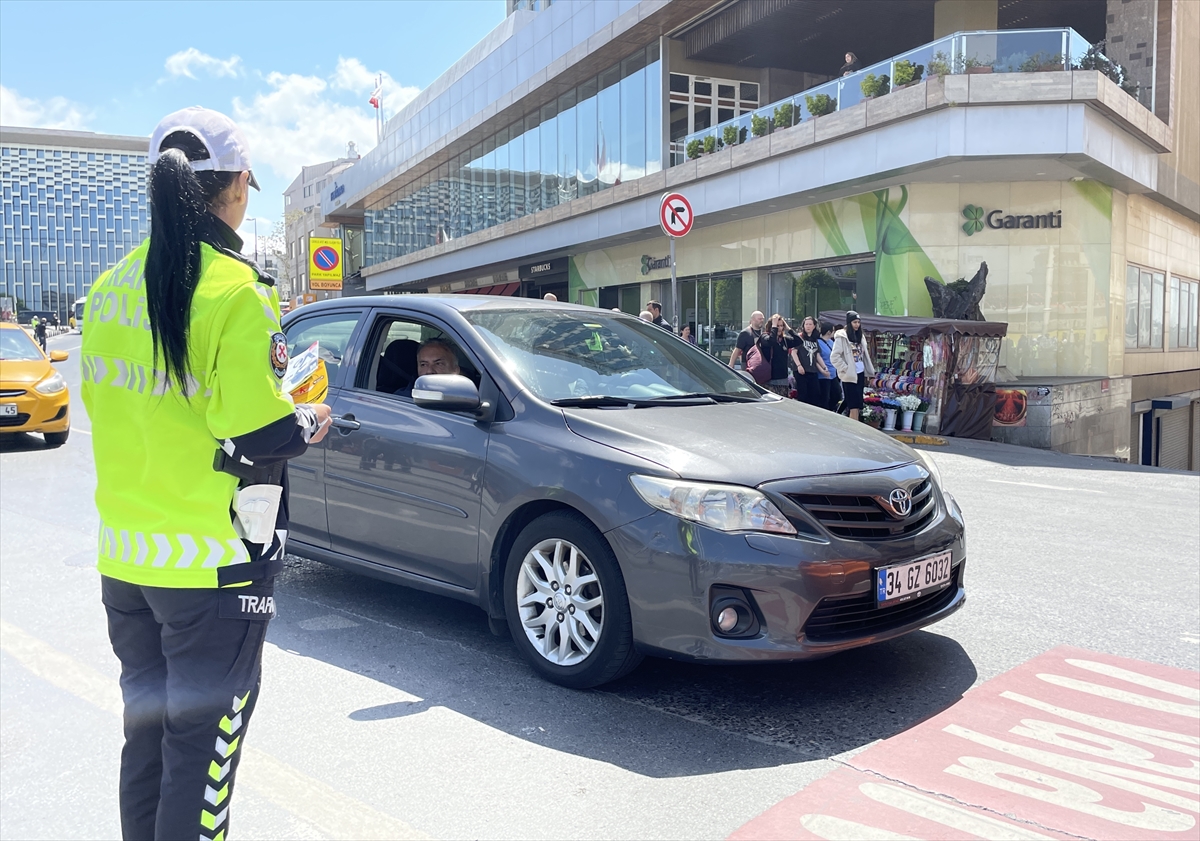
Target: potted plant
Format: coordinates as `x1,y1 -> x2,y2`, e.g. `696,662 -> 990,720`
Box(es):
963,56 -> 992,75
912,399 -> 929,433
685,138 -> 702,160
897,394 -> 922,431
722,124 -> 739,148
1018,51 -> 1063,72
927,51 -> 952,78
804,93 -> 837,117
1074,41 -> 1137,97
893,60 -> 924,88
882,397 -> 902,431
773,102 -> 794,129
750,114 -> 770,138
702,134 -> 716,155
860,405 -> 883,428
860,73 -> 891,98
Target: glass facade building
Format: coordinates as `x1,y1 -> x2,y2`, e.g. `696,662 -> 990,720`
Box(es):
365,43 -> 661,266
0,128 -> 148,319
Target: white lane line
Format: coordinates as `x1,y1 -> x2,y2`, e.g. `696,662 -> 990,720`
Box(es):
1182,634 -> 1200,645
988,479 -> 1104,494
72,427 -> 91,435
0,619 -> 428,841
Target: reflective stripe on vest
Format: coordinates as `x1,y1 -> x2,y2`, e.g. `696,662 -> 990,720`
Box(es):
98,523 -> 251,569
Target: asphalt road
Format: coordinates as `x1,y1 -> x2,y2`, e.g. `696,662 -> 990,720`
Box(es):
2,330 -> 1197,840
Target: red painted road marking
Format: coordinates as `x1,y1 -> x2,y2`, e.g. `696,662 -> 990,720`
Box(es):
731,647 -> 1199,840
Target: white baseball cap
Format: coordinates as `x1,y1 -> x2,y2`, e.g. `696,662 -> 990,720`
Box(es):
149,106 -> 260,190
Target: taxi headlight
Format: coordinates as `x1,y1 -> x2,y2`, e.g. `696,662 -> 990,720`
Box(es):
917,449 -> 943,489
629,475 -> 797,535
34,371 -> 66,395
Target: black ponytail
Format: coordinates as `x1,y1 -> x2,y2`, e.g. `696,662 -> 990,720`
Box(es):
145,131 -> 236,396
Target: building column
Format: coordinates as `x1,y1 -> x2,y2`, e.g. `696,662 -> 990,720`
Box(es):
742,268 -> 768,325
933,0 -> 998,38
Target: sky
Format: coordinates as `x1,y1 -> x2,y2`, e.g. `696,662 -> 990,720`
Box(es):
0,0 -> 506,250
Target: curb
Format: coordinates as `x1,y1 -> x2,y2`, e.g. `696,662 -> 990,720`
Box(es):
885,432 -> 949,446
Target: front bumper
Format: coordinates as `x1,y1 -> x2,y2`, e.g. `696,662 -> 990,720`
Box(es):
606,480 -> 966,663
0,385 -> 70,435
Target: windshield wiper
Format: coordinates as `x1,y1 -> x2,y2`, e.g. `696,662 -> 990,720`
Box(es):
550,395 -> 675,408
655,392 -> 761,403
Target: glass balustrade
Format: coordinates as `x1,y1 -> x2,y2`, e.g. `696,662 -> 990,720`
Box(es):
677,27 -> 1129,165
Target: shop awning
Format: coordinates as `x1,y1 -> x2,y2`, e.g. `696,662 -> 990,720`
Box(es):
819,312 -> 1008,339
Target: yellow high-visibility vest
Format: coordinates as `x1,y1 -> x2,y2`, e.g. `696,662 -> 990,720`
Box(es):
81,241 -> 294,587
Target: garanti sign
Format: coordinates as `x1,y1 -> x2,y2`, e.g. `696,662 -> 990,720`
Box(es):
962,204 -> 1062,235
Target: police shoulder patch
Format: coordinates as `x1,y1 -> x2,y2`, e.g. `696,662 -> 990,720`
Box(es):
270,332 -> 289,379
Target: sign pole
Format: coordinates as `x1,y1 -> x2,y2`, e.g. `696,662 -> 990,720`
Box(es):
669,236 -> 678,331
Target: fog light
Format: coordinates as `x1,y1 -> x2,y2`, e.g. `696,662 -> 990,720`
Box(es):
709,587 -> 761,638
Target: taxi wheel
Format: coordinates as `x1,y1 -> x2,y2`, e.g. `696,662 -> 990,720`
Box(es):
44,429 -> 69,448
504,511 -> 643,689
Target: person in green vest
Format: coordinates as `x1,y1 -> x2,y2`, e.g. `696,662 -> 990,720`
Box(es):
81,106 -> 332,841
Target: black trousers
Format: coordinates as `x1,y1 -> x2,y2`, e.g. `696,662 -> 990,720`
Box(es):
794,372 -> 821,406
819,377 -> 842,412
102,577 -> 271,841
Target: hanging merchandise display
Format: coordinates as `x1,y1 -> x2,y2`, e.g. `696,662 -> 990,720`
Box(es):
820,311 -> 1007,438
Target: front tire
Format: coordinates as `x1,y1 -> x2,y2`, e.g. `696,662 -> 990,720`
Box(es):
44,428 -> 69,448
504,511 -> 642,688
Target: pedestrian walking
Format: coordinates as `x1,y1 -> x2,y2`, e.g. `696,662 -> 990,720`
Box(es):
728,310 -> 765,369
831,311 -> 875,421
646,300 -> 671,330
792,316 -> 828,406
680,324 -> 697,344
81,106 -> 333,841
817,321 -> 842,412
33,314 -> 47,351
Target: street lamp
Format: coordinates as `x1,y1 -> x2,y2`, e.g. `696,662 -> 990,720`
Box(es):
244,216 -> 268,264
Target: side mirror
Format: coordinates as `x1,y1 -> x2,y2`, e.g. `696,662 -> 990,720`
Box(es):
412,374 -> 489,418
49,350 -> 69,363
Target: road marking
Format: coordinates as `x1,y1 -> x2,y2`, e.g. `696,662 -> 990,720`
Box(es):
988,479 -> 1104,494
731,646 -> 1200,841
0,619 -> 429,841
72,427 -> 91,435
1181,634 -> 1199,646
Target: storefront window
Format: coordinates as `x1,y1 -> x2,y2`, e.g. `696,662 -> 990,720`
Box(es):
675,275 -> 742,359
768,264 -> 864,325
363,44 -> 663,267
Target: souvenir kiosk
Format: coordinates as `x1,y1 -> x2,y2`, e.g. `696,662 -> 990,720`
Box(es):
820,312 -> 1009,438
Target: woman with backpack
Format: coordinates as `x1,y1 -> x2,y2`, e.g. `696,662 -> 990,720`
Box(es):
831,311 -> 875,421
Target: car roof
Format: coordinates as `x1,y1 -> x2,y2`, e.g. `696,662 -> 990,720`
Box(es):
290,295 -> 622,319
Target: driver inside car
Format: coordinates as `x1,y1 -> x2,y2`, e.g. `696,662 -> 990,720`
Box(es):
396,337 -> 460,397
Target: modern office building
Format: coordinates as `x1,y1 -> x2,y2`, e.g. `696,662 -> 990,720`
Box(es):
0,126 -> 149,321
319,0 -> 1199,467
282,146 -> 360,301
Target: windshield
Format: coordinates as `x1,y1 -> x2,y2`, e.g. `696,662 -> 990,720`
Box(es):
463,309 -> 761,402
0,328 -> 44,361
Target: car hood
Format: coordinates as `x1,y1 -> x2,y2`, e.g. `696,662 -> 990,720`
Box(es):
0,359 -> 54,385
562,398 -> 918,484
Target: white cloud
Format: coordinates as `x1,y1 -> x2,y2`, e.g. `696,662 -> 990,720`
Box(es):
0,85 -> 90,130
232,61 -> 420,183
232,71 -> 379,181
164,48 -> 243,80
331,57 -> 419,111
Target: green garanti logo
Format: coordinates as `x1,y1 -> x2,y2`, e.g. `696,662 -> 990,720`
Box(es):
962,205 -> 985,235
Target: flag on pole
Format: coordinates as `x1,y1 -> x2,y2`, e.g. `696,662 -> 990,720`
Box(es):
369,77 -> 382,109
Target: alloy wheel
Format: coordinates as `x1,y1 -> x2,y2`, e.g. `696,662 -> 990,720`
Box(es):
516,537 -> 604,666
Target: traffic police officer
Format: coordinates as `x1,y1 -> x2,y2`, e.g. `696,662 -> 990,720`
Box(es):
81,106 -> 332,840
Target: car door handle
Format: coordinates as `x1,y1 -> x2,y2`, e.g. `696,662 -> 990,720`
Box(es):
331,414 -> 360,433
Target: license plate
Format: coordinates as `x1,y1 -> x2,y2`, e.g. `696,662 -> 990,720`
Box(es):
876,551 -> 953,606
0,404 -> 16,417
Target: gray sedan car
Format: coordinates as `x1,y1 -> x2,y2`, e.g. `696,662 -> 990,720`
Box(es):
281,296 -> 966,688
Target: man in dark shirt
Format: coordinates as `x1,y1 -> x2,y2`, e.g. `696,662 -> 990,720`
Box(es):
729,311 -> 765,369
646,301 -> 671,330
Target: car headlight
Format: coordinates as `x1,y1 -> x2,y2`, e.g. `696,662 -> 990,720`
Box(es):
629,474 -> 797,535
34,371 -> 66,395
917,449 -> 943,489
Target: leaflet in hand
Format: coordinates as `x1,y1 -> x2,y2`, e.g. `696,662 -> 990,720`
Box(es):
281,340 -> 329,404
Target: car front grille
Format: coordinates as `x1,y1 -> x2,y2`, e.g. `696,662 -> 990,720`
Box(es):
0,413 -> 32,428
787,479 -> 935,540
0,389 -> 27,397
802,564 -> 961,642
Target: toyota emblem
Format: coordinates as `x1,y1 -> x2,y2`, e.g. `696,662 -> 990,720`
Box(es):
888,488 -> 913,517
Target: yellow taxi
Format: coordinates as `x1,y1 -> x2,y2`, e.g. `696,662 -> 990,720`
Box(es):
0,322 -> 70,447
